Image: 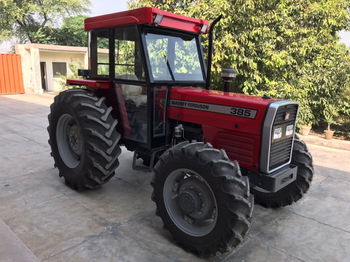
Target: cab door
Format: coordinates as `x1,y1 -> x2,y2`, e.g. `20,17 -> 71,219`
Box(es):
90,25 -> 171,150
111,26 -> 150,147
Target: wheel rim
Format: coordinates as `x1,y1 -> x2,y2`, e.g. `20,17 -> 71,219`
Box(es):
56,114 -> 82,168
163,168 -> 218,237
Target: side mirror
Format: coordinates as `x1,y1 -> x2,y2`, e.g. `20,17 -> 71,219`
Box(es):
78,69 -> 90,78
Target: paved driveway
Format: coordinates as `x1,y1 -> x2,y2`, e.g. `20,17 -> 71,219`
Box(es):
0,94 -> 349,262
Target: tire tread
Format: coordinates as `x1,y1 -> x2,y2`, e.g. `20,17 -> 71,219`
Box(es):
47,89 -> 121,189
152,142 -> 253,256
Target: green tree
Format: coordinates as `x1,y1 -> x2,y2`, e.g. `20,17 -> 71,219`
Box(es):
305,44 -> 350,128
129,0 -> 350,126
49,15 -> 88,46
0,0 -> 90,43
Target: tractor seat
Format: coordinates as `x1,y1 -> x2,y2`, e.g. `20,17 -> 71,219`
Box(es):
125,94 -> 147,107
118,74 -> 147,107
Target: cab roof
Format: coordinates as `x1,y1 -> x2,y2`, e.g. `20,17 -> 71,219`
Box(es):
84,7 -> 209,34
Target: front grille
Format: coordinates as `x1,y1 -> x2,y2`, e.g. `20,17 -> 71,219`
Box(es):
273,104 -> 298,126
269,137 -> 293,170
269,104 -> 298,171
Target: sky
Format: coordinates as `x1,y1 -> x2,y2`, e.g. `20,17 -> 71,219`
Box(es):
90,0 -> 128,16
339,31 -> 350,46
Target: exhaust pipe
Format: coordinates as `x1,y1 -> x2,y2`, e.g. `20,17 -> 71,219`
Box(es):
205,15 -> 223,90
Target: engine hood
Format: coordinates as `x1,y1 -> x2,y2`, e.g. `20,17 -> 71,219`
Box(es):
168,87 -> 276,136
170,87 -> 275,108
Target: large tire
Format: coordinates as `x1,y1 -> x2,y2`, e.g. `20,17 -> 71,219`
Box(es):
48,89 -> 121,189
152,142 -> 254,256
252,136 -> 313,208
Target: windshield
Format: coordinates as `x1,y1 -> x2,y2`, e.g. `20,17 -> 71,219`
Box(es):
144,32 -> 205,82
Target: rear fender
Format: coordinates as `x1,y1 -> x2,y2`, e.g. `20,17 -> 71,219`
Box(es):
66,79 -> 112,89
66,79 -> 122,134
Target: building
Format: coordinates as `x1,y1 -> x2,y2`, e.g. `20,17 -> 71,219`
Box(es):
15,44 -> 89,93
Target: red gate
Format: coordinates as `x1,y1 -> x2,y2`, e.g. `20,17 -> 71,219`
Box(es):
0,54 -> 25,94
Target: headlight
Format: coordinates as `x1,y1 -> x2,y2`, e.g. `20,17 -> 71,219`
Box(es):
286,124 -> 294,136
273,127 -> 282,140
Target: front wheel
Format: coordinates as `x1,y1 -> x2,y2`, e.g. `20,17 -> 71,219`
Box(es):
152,142 -> 253,255
252,136 -> 313,208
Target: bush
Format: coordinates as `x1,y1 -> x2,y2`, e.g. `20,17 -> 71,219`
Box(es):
58,61 -> 85,90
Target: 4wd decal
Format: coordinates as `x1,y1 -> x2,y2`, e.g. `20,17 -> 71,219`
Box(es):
169,100 -> 257,119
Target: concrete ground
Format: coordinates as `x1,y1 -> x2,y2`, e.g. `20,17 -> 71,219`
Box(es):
0,94 -> 350,262
299,134 -> 350,151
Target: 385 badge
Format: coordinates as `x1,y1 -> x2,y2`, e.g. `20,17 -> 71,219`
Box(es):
170,100 -> 257,119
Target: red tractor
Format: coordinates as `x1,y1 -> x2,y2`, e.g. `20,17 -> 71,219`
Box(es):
48,7 -> 313,255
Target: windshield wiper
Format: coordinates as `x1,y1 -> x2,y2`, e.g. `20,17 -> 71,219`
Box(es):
164,55 -> 175,81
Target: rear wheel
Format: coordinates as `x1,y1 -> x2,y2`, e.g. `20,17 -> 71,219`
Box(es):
152,142 -> 253,255
48,89 -> 121,189
252,137 -> 313,208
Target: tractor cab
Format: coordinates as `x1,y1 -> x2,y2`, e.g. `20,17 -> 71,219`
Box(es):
74,8 -> 209,155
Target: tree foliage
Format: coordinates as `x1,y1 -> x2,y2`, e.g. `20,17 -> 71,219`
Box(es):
33,15 -> 89,46
0,0 -> 90,43
52,16 -> 88,46
129,0 -> 350,127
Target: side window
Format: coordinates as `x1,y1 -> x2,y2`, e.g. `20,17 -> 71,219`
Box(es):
89,27 -> 145,80
97,30 -> 109,76
90,29 -> 110,77
114,26 -> 145,81
115,40 -> 135,76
